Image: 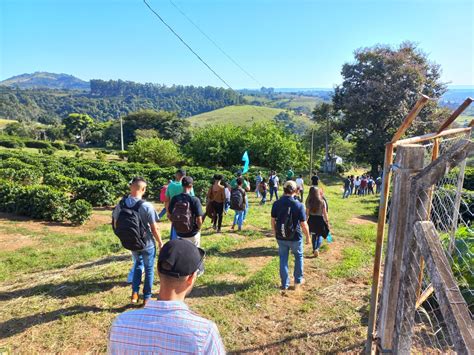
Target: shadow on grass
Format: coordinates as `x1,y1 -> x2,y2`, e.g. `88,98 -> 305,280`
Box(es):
230,325 -> 353,354
188,280 -> 248,298
73,253 -> 131,270
0,304 -> 132,339
219,246 -> 277,258
0,277 -> 128,301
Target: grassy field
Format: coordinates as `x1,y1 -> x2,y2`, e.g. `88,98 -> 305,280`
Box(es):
187,104 -> 313,128
0,174 -> 379,353
0,119 -> 17,129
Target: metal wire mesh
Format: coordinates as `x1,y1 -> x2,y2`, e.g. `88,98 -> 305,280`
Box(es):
378,131 -> 472,353
409,132 -> 472,352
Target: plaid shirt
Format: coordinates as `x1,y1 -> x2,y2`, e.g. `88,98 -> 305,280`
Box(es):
108,300 -> 225,354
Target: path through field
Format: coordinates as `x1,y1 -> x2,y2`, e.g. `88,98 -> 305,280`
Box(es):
0,175 -> 379,353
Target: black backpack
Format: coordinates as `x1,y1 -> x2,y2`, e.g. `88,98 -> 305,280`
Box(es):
170,198 -> 194,234
276,204 -> 297,241
230,188 -> 245,211
269,176 -> 275,188
113,198 -> 148,251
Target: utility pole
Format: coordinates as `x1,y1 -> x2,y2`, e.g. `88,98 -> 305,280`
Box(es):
310,128 -> 314,176
120,116 -> 124,151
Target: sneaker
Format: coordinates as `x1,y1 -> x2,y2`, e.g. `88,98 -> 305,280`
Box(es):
295,278 -> 306,290
313,249 -> 319,257
131,292 -> 139,304
216,229 -> 221,233
212,225 -> 217,231
143,298 -> 149,307
280,285 -> 289,291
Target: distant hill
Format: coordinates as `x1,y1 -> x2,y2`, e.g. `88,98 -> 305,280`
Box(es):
187,104 -> 313,134
0,72 -> 90,90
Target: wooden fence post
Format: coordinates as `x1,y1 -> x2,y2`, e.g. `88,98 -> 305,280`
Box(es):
377,144 -> 425,351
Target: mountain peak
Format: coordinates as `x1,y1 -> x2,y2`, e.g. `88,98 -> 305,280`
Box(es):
0,72 -> 90,90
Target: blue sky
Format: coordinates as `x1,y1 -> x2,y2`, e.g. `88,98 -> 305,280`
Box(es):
1,0 -> 473,88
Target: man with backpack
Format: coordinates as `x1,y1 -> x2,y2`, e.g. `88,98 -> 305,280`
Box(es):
168,176 -> 204,247
342,176 -> 351,198
166,169 -> 195,240
112,177 -> 163,305
255,171 -> 263,198
268,171 -> 280,201
271,181 -> 311,291
230,178 -> 247,231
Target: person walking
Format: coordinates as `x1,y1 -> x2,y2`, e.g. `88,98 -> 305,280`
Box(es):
350,175 -> 355,195
207,174 -> 226,233
311,171 -> 320,187
224,182 -> 231,213
295,174 -> 304,202
286,168 -> 295,182
259,177 -> 268,205
166,169 -> 194,240
168,176 -> 204,247
230,178 -> 246,231
108,239 -> 225,354
360,175 -> 368,195
354,176 -> 361,196
112,177 -> 163,305
268,170 -> 280,201
158,180 -> 171,220
342,176 -> 351,198
271,181 -> 311,291
255,171 -> 263,198
367,176 -> 375,194
305,186 -> 330,257
375,176 -> 382,194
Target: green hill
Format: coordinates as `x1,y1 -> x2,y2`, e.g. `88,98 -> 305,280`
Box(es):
0,72 -> 89,90
188,105 -> 287,126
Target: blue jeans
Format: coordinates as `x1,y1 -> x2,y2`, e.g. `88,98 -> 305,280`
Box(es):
127,253 -> 144,283
243,199 -> 249,221
233,210 -> 244,229
312,234 -> 323,251
343,188 -> 351,198
170,226 -> 177,240
277,239 -> 304,288
158,208 -> 167,220
261,190 -> 267,204
131,246 -> 156,300
270,187 -> 279,201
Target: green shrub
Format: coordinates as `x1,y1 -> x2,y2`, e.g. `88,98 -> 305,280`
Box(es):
128,138 -> 182,167
65,143 -> 80,151
95,150 -> 106,161
69,199 -> 93,225
72,178 -> 116,206
41,147 -> 56,155
118,151 -> 128,160
24,140 -> 52,149
0,136 -> 25,148
51,141 -> 65,150
43,173 -> 74,191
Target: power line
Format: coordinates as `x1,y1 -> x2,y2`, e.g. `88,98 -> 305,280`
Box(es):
142,0 -> 269,121
143,0 -> 233,90
168,0 -> 263,88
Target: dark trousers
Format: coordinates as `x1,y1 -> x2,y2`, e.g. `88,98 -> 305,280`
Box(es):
299,190 -> 304,202
270,187 -> 279,201
211,201 -> 224,230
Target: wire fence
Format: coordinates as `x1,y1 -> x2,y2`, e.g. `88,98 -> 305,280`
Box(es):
377,131 -> 472,353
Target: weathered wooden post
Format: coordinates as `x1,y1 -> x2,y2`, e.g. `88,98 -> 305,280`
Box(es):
376,144 -> 425,351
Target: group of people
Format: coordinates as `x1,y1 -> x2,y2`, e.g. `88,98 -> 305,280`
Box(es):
343,174 -> 382,198
108,169 -> 332,353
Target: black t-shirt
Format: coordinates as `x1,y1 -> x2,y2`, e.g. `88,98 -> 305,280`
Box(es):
311,175 -> 319,186
169,193 -> 204,238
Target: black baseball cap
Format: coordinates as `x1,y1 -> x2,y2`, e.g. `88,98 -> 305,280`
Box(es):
182,176 -> 194,187
158,239 -> 205,278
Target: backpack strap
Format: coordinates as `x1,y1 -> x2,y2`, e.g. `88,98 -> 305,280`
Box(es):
132,199 -> 145,212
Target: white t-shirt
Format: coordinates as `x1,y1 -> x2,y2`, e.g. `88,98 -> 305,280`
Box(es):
224,188 -> 231,200
296,178 -> 304,189
355,179 -> 361,187
270,175 -> 279,188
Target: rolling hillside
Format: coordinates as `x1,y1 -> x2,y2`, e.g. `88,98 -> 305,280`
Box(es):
0,72 -> 89,90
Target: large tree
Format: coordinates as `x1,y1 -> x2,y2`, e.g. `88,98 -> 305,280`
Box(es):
63,113 -> 94,143
333,42 -> 447,172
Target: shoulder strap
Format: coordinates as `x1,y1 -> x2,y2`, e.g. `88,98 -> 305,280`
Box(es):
132,199 -> 145,212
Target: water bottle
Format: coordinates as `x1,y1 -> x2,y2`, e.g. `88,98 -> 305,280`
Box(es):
327,232 -> 333,243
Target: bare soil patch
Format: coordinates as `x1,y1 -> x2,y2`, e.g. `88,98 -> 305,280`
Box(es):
349,215 -> 377,225
0,233 -> 38,251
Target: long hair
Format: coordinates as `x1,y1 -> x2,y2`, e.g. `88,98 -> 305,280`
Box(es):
306,186 -> 323,214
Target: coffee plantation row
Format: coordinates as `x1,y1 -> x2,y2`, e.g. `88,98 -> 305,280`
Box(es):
0,149 -> 233,224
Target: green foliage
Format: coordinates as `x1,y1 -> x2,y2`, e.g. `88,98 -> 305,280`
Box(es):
0,135 -> 25,148
72,178 -> 116,207
185,123 -> 308,171
128,138 -> 182,167
25,140 -> 53,149
68,199 -> 93,225
41,147 -> 56,155
63,113 -> 94,143
333,42 -> 447,172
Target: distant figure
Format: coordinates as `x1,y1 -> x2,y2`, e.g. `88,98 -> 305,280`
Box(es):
306,186 -> 330,257
166,169 -> 195,240
108,239 -> 226,354
311,171 -> 320,187
375,176 -> 382,194
354,176 -> 361,195
342,176 -> 351,198
367,176 -> 375,194
158,180 -> 171,220
360,176 -> 368,195
230,178 -> 247,231
255,171 -> 263,198
112,177 -> 163,304
224,182 -> 231,213
268,170 -> 280,201
271,181 -> 311,290
350,175 -> 355,195
259,177 -> 268,205
207,174 -> 226,233
286,168 -> 295,181
295,174 -> 305,201
168,176 -> 204,247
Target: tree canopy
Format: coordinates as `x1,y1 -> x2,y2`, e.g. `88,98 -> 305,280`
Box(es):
333,42 -> 447,172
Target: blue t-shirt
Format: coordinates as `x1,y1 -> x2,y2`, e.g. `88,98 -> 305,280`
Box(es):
271,195 -> 307,241
112,196 -> 158,250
